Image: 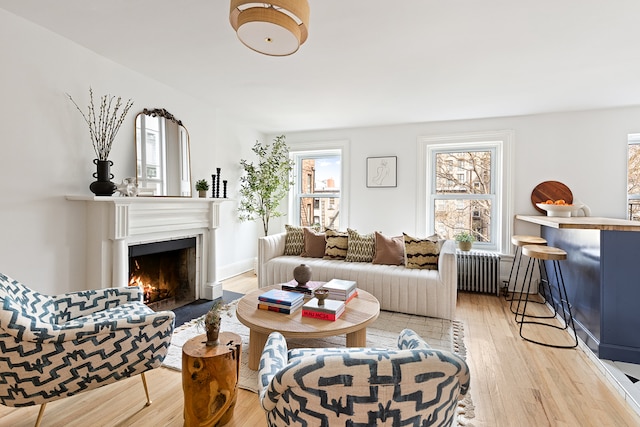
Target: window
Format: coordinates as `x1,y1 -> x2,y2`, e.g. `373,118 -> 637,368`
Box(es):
417,131 -> 514,253
627,133 -> 640,220
433,149 -> 495,243
289,141 -> 349,230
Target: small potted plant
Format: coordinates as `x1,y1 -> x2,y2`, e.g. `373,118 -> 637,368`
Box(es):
199,300 -> 223,346
195,179 -> 209,198
455,231 -> 475,251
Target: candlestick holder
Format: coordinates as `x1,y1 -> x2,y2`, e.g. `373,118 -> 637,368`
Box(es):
223,180 -> 228,198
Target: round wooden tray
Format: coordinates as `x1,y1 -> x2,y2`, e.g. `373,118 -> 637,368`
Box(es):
530,181 -> 573,213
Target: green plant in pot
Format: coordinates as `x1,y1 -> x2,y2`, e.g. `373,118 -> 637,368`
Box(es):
199,300 -> 223,346
195,179 -> 209,198
455,231 -> 475,251
238,135 -> 295,236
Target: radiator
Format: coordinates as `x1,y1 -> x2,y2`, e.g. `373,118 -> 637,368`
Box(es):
456,250 -> 501,295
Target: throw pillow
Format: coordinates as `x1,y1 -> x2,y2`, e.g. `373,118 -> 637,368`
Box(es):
324,228 -> 349,260
345,228 -> 375,263
403,233 -> 441,270
372,232 -> 405,265
301,228 -> 326,258
284,225 -> 319,255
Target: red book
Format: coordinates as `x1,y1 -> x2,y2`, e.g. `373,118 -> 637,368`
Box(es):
301,309 -> 343,321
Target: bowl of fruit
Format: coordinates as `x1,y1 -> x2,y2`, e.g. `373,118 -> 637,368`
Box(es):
536,200 -> 583,217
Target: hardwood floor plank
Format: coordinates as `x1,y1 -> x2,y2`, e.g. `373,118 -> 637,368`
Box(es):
1,272 -> 638,426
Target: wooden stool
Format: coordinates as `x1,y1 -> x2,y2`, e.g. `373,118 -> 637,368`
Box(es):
514,245 -> 578,348
505,235 -> 551,312
182,332 -> 242,426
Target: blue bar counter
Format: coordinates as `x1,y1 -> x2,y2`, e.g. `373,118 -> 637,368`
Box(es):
516,215 -> 640,363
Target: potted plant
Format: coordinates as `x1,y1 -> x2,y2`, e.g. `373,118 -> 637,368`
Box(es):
195,179 -> 209,198
238,135 -> 295,236
455,231 -> 475,251
199,300 -> 223,346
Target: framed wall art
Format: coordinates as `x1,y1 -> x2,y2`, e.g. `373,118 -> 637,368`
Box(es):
367,156 -> 397,188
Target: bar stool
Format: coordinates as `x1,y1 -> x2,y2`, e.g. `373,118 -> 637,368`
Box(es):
505,235 -> 550,313
514,244 -> 578,349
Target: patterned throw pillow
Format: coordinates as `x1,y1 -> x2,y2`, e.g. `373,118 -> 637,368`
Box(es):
403,233 -> 441,270
301,228 -> 326,258
324,229 -> 349,260
284,225 -> 319,256
345,228 -> 375,262
372,232 -> 405,265
284,225 -> 305,255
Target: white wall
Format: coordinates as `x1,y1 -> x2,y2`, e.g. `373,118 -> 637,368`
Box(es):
0,10 -> 259,294
277,107 -> 640,245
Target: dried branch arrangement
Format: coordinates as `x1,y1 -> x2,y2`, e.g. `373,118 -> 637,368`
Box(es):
67,87 -> 134,161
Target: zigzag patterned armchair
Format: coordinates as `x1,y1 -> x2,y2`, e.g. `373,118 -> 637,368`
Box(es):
0,272 -> 175,426
259,328 -> 470,427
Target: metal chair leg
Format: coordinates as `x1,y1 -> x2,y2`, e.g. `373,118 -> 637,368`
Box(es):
34,403 -> 46,427
141,372 -> 152,406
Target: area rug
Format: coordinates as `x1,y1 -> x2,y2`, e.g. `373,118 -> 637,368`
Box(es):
163,299 -> 475,426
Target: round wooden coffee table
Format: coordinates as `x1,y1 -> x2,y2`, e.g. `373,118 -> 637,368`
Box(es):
237,285 -> 380,370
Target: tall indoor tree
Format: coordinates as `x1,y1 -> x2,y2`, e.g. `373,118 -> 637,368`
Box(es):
238,135 -> 295,236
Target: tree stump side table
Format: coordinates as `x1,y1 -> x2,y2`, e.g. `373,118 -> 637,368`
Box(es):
182,332 -> 242,427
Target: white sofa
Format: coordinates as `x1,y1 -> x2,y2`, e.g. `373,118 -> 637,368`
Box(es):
257,232 -> 457,320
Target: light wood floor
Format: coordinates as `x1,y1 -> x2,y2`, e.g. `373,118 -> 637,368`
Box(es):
2,272 -> 639,427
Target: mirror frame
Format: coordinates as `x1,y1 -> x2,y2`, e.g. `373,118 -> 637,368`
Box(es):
135,108 -> 192,197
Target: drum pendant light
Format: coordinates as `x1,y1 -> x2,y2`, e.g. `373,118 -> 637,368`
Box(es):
230,1 -> 310,56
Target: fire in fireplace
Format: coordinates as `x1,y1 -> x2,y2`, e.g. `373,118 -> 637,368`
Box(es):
128,237 -> 197,311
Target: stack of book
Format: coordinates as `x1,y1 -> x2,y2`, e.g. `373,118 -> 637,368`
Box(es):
301,298 -> 346,321
281,280 -> 324,296
257,289 -> 304,314
320,279 -> 358,303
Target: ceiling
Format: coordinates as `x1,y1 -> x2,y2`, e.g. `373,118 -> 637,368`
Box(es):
3,1 -> 640,133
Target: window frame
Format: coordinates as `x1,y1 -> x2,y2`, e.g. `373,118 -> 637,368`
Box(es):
288,140 -> 350,229
417,131 -> 514,254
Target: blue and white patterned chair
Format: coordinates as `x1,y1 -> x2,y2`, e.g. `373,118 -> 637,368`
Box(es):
0,272 -> 175,426
259,328 -> 470,427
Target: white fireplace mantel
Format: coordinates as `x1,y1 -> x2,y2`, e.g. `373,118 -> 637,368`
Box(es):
67,195 -> 229,300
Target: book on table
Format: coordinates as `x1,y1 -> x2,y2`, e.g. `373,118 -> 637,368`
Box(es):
320,279 -> 357,300
281,280 -> 324,295
257,300 -> 303,314
301,298 -> 346,321
258,289 -> 304,306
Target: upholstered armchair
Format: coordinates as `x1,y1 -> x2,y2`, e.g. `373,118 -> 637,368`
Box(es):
0,272 -> 175,426
259,328 -> 470,427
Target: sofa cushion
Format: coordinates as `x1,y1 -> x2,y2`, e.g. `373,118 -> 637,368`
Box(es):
345,228 -> 375,262
284,225 -> 320,256
301,228 -> 326,258
403,233 -> 440,270
324,229 -> 349,260
372,232 -> 405,265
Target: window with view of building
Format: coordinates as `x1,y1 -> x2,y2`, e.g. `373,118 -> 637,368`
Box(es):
627,134 -> 640,220
418,131 -> 513,253
432,149 -> 495,243
290,149 -> 342,230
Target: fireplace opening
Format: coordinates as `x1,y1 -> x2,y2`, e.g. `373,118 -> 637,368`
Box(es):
128,237 -> 197,311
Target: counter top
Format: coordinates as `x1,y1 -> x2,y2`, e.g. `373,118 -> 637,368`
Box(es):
516,215 -> 640,231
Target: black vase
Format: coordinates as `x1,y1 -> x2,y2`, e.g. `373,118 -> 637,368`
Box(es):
89,159 -> 117,196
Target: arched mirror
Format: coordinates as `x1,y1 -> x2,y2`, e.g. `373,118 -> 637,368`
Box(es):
135,109 -> 192,197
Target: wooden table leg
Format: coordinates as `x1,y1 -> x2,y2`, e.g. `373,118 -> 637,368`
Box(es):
346,327 -> 366,347
248,329 -> 268,371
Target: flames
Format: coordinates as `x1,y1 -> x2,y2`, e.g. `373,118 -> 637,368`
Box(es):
129,259 -> 170,303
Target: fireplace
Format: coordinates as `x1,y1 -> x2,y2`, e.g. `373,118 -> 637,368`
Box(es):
67,196 -> 226,302
129,237 -> 197,310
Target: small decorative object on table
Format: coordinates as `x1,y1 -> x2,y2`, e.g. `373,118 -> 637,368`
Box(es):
454,231 -> 475,251
66,87 -> 134,196
199,300 -> 222,346
195,179 -> 209,198
313,288 -> 330,305
293,263 -> 312,287
115,177 -> 138,197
